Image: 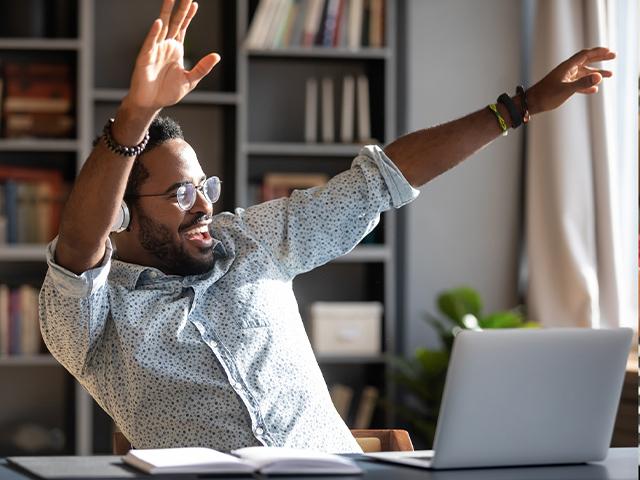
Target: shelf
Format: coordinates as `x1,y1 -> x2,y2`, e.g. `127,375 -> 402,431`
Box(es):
246,47 -> 391,60
0,38 -> 81,51
0,139 -> 80,152
0,355 -> 60,366
247,142 -> 370,157
0,244 -> 47,261
93,88 -> 240,106
315,355 -> 386,364
333,245 -> 391,263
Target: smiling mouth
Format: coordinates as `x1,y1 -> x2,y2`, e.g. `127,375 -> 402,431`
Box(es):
182,224 -> 213,248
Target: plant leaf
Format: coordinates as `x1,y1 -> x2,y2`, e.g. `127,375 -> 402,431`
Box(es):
415,348 -> 449,377
437,287 -> 482,325
479,311 -> 524,329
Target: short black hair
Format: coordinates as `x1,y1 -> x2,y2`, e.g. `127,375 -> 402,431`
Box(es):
93,116 -> 184,198
126,116 -> 184,198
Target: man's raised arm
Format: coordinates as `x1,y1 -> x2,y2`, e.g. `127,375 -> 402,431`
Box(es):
385,47 -> 615,187
55,0 -> 219,274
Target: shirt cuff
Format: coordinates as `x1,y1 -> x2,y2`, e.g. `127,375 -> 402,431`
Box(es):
46,236 -> 113,298
359,145 -> 420,208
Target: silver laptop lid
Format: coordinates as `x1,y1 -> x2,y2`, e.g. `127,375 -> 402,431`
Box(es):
431,328 -> 633,469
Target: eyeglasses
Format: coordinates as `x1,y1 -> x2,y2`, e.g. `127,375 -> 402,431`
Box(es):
128,176 -> 221,211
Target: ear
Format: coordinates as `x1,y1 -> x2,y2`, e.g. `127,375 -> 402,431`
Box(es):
111,201 -> 131,233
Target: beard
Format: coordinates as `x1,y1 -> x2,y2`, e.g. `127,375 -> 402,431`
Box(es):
137,211 -> 215,277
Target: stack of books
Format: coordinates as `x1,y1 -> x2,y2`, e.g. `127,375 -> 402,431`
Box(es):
305,74 -> 372,144
1,61 -> 75,139
0,284 -> 42,356
246,0 -> 385,50
0,166 -> 66,244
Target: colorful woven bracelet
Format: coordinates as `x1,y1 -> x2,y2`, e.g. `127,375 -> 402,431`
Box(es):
488,103 -> 508,136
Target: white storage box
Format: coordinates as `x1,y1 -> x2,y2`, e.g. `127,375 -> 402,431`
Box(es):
310,302 -> 383,356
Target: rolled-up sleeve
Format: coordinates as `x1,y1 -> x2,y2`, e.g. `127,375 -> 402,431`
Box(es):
238,145 -> 420,278
39,236 -> 113,377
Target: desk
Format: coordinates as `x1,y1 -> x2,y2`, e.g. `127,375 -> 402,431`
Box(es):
0,449 -> 636,480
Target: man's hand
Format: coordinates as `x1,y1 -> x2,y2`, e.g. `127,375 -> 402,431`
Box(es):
527,47 -> 615,115
125,0 -> 221,113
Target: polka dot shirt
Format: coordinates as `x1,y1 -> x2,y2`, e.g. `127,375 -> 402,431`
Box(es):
39,145 -> 419,453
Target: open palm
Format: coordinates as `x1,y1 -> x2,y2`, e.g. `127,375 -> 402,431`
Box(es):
127,0 -> 220,111
528,47 -> 615,114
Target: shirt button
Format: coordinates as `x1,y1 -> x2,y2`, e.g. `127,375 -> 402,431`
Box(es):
255,427 -> 264,436
210,341 -> 218,348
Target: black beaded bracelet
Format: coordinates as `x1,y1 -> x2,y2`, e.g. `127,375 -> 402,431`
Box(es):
497,93 -> 522,129
102,118 -> 150,157
516,85 -> 530,124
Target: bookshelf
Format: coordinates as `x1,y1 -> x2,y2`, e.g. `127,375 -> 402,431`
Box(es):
0,0 -> 400,454
0,0 -> 82,456
240,0 -> 399,430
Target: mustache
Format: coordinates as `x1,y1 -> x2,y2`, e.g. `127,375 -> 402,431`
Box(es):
179,213 -> 212,232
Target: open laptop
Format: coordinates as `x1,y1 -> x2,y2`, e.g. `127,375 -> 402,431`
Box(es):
366,327 -> 633,470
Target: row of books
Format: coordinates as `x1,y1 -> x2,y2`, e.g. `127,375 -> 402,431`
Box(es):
305,74 -> 373,144
0,166 -> 67,244
329,383 -> 379,429
0,284 -> 42,356
0,61 -> 76,139
246,0 -> 385,50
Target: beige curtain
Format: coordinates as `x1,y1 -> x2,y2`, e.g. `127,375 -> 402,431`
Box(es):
526,0 -> 638,329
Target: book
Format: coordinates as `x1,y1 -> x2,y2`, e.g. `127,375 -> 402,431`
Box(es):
340,75 -> 355,143
321,76 -> 335,142
321,0 -> 341,47
353,385 -> 380,429
245,0 -> 271,49
304,77 -> 318,143
19,285 -> 41,355
356,74 -> 372,142
289,0 -> 310,46
303,0 -> 325,47
369,0 -> 384,48
262,172 -> 328,201
0,166 -> 66,243
0,284 -> 9,355
329,383 -> 354,422
347,0 -> 363,49
279,0 -> 300,47
123,446 -> 362,475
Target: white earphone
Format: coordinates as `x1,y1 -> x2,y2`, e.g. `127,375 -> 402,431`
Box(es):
111,201 -> 131,233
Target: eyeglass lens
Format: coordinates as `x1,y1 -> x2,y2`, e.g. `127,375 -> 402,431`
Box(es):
176,177 -> 221,210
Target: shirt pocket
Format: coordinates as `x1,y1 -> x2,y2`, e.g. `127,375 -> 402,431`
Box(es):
233,278 -> 296,329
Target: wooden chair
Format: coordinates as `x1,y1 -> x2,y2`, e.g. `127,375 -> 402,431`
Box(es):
113,428 -> 413,455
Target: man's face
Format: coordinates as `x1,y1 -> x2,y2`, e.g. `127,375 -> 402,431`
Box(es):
118,138 -> 216,276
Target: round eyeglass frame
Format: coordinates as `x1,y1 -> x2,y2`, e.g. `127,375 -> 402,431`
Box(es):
127,176 -> 221,211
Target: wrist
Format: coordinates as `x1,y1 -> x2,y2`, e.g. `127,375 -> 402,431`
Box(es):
524,87 -> 541,116
112,98 -> 160,145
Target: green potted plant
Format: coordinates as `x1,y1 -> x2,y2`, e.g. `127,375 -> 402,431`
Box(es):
387,286 -> 538,447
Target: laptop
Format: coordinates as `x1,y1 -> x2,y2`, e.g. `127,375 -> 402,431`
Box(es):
366,327 -> 633,469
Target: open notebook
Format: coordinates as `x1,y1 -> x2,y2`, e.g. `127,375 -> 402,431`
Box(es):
122,446 -> 363,475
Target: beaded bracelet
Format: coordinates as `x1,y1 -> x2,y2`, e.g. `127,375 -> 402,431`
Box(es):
102,118 -> 150,157
487,104 -> 508,136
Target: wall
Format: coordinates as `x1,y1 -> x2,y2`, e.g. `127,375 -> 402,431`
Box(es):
400,0 -> 525,353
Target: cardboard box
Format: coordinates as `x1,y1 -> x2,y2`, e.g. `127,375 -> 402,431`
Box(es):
310,302 -> 382,356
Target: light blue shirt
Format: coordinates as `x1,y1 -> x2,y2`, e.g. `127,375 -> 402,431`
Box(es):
39,146 -> 419,453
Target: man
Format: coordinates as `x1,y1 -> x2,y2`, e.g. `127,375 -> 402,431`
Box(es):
39,0 -> 614,453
